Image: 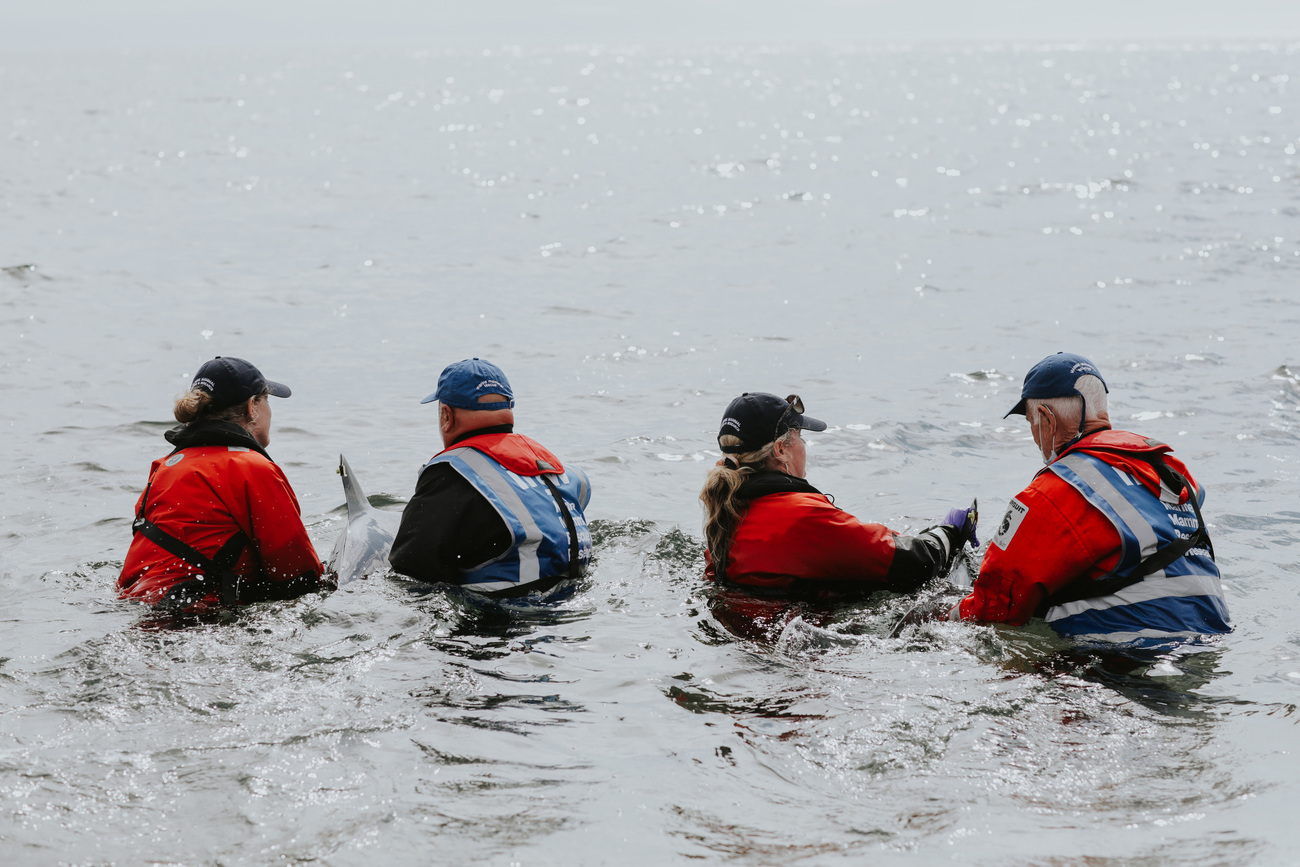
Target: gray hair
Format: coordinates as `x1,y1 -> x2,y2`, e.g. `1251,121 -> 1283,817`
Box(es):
1025,374 -> 1108,432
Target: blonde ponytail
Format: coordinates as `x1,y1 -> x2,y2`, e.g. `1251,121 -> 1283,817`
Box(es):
699,432 -> 791,579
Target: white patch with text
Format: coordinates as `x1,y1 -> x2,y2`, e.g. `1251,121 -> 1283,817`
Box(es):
992,498 -> 1029,550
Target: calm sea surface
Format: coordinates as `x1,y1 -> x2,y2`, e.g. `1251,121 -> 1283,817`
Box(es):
3,41 -> 1300,865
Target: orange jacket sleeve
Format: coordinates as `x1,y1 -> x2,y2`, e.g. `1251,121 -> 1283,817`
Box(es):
955,475 -> 1120,624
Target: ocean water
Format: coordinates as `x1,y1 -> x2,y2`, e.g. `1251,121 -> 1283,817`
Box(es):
2,41 -> 1300,865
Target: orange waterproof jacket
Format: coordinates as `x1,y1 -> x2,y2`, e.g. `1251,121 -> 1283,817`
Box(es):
705,470 -> 954,597
118,421 -> 324,608
954,430 -> 1221,628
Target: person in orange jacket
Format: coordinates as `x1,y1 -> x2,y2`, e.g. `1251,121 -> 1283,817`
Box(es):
699,392 -> 977,600
118,356 -> 326,611
947,352 -> 1230,646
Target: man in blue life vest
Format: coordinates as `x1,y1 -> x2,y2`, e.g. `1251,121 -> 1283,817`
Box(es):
949,352 -> 1231,646
390,358 -> 592,596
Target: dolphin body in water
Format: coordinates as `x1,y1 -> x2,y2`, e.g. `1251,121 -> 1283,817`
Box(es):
327,454 -> 401,585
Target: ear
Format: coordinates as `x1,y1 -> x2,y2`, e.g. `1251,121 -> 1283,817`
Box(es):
439,405 -> 454,432
245,396 -> 259,419
771,436 -> 789,462
1035,403 -> 1059,440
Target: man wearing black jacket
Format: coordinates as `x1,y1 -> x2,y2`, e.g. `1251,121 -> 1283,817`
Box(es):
390,359 -> 592,596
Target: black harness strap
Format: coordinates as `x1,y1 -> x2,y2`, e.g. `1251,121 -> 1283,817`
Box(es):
1043,454 -> 1214,609
133,461 -> 250,607
539,468 -> 582,581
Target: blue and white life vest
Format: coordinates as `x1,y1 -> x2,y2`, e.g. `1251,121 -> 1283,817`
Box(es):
425,443 -> 592,594
1043,452 -> 1231,645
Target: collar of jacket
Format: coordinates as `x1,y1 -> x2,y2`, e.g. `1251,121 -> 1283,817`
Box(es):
1047,428 -> 1179,501
164,420 -> 272,461
449,423 -> 514,447
736,469 -> 823,502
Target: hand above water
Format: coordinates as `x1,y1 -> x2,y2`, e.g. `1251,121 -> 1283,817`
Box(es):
943,500 -> 979,549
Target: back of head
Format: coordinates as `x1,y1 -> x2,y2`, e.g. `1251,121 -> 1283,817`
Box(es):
1030,374 -> 1108,431
1005,352 -> 1110,425
701,392 -> 827,575
465,391 -> 517,425
717,392 -> 826,454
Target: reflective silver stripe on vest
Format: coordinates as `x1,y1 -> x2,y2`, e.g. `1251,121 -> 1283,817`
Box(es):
573,469 -> 590,511
446,447 -> 544,590
1045,571 -> 1223,622
1064,627 -> 1211,644
1054,453 -> 1162,567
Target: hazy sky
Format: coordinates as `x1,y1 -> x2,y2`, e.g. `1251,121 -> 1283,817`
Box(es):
8,0 -> 1300,49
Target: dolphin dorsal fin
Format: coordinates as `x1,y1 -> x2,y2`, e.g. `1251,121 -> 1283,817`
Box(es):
339,454 -> 371,515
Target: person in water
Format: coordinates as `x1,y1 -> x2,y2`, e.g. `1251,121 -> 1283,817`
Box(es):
389,358 -> 592,596
118,357 -> 326,611
947,352 -> 1231,644
700,392 -> 978,597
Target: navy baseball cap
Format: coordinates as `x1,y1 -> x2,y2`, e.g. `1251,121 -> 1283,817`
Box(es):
717,392 -> 827,454
191,356 -> 291,411
421,358 -> 516,410
1005,352 -> 1109,418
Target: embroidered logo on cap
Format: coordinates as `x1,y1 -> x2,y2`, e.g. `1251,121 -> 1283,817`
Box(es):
193,377 -> 216,393
720,417 -> 741,432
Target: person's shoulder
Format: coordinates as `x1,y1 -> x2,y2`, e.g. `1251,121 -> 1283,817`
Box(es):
500,432 -> 567,472
453,431 -> 568,476
1076,429 -> 1172,457
415,459 -> 480,494
996,471 -> 1084,534
1022,468 -> 1079,505
222,447 -> 288,484
504,431 -> 550,449
753,489 -> 833,507
1020,460 -> 1131,546
216,442 -> 275,462
745,490 -> 841,528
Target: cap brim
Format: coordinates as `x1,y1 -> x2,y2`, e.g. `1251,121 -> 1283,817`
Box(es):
799,414 -> 828,432
265,379 -> 292,398
419,391 -> 439,404
1004,398 -> 1027,418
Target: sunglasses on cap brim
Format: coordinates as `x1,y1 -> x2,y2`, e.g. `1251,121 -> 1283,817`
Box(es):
775,394 -> 807,438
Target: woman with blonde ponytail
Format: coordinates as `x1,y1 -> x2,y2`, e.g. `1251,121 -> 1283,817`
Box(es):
700,392 -> 978,598
118,356 -> 326,612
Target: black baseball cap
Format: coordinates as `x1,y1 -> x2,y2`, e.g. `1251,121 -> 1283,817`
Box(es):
1005,352 -> 1108,418
717,392 -> 827,454
191,356 -> 291,411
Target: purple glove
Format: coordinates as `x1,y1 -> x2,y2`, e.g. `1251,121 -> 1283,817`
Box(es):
944,505 -> 980,548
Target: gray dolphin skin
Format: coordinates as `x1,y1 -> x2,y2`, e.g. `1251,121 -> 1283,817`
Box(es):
327,454 -> 400,584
